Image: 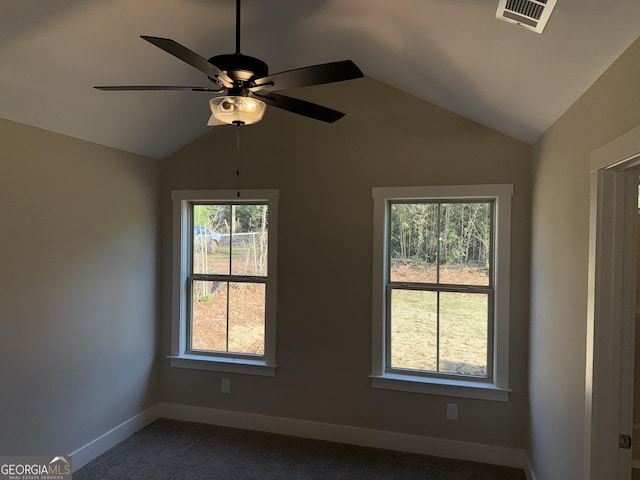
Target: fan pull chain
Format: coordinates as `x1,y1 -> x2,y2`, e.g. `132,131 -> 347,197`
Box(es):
235,121 -> 242,197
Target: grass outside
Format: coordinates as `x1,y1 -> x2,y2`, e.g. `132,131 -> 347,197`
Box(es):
390,289 -> 488,376
390,264 -> 489,376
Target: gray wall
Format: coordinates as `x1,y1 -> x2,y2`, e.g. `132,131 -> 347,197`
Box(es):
0,119 -> 160,455
160,78 -> 532,448
529,37 -> 640,480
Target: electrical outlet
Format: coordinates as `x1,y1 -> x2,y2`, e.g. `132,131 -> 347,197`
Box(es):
221,378 -> 231,394
446,403 -> 458,421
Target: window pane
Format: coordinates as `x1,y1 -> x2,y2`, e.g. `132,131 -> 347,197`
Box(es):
390,289 -> 437,371
389,203 -> 438,283
439,203 -> 491,286
439,292 -> 488,377
228,282 -> 265,355
193,204 -> 230,275
191,280 -> 228,352
231,205 -> 269,277
190,281 -> 266,355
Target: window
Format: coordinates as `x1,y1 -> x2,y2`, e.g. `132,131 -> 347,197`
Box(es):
371,185 -> 512,401
170,190 -> 278,376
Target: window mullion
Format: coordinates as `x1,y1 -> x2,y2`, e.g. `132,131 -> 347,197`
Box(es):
229,206 -> 234,275
225,281 -> 230,353
436,203 -> 441,285
187,278 -> 194,351
436,290 -> 441,373
387,282 -> 491,294
226,206 -> 232,355
385,285 -> 392,371
486,291 -> 495,380
385,201 -> 393,372
188,274 -> 267,283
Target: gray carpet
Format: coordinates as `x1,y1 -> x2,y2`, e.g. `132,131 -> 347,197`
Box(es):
74,419 -> 526,479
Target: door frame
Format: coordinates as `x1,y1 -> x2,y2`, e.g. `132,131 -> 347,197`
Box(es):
586,124 -> 640,479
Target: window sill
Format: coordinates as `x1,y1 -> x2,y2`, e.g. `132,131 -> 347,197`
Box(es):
370,372 -> 510,402
168,354 -> 277,377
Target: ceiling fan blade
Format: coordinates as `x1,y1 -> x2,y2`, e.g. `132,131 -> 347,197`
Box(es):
251,60 -> 363,92
94,85 -> 222,92
141,36 -> 234,88
251,91 -> 345,123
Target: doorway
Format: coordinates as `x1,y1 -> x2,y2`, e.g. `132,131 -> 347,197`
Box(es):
586,125 -> 640,480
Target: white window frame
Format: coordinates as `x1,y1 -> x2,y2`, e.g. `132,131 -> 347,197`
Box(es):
169,189 -> 278,376
370,184 -> 513,401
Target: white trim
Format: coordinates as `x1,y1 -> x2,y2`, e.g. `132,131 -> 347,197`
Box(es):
370,373 -> 511,402
67,402 -> 529,473
372,184 -> 514,200
591,123 -> 640,172
586,131 -> 640,480
170,189 -> 279,371
168,354 -> 276,376
619,171 -> 638,476
586,168 -> 635,479
371,184 -> 513,399
523,455 -> 538,480
171,193 -> 188,357
171,189 -> 280,202
156,402 -> 525,469
68,406 -> 158,472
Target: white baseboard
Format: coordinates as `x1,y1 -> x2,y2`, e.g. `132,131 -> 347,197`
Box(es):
69,402 -> 529,473
68,406 -> 159,472
523,455 -> 537,480
156,402 -> 525,469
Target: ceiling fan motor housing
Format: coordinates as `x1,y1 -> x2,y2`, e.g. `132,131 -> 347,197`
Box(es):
95,0 -> 363,125
209,54 -> 268,83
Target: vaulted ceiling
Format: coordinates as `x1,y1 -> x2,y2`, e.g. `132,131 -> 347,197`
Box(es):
2,0 -> 640,159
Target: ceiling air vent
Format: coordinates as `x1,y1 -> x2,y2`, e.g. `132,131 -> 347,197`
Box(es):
496,0 -> 557,34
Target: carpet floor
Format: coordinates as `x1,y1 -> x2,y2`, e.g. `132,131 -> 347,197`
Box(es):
74,419 -> 526,479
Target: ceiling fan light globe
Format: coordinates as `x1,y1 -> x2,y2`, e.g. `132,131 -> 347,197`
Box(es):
209,96 -> 266,125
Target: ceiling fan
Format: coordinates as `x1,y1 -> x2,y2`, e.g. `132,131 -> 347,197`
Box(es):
95,0 -> 364,126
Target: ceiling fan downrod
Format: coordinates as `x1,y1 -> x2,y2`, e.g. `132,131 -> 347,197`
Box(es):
235,0 -> 241,55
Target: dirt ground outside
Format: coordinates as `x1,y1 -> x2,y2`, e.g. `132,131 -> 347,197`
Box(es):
192,282 -> 265,355
390,262 -> 489,285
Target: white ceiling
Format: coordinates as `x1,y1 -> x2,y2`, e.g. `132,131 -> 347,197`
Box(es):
1,0 -> 640,159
